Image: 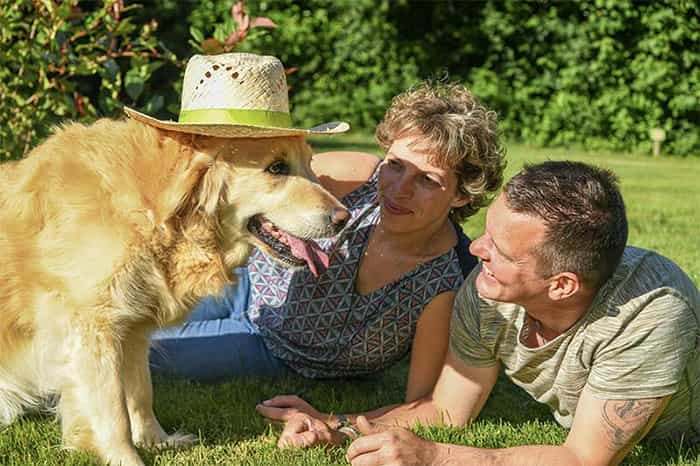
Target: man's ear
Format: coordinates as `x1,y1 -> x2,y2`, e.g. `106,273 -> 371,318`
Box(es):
547,272 -> 581,301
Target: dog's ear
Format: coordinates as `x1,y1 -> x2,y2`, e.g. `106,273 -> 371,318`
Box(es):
158,131 -> 235,221
194,158 -> 231,216
153,131 -> 218,222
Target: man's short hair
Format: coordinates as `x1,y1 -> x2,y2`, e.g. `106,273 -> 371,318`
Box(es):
503,161 -> 628,287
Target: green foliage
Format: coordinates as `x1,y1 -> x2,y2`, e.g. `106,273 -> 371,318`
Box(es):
189,0 -> 423,131
469,0 -> 700,156
190,0 -> 699,155
0,0 -> 179,160
1,0 -> 697,158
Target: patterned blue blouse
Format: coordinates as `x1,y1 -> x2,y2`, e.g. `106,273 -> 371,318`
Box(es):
246,168 -> 472,378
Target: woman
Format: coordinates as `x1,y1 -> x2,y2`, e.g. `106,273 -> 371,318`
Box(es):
150,82 -> 505,401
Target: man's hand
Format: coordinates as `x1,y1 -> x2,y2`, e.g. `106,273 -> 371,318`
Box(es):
277,412 -> 347,449
345,416 -> 443,466
256,395 -> 327,423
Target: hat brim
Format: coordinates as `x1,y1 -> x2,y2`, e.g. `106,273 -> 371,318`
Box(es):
123,107 -> 350,138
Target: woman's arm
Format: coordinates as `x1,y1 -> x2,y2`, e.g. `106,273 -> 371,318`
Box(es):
405,291 -> 456,401
257,291 -> 458,421
311,151 -> 380,199
266,352 -> 500,449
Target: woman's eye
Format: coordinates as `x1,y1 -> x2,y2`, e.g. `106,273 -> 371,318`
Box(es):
265,160 -> 290,176
387,159 -> 401,169
423,176 -> 441,187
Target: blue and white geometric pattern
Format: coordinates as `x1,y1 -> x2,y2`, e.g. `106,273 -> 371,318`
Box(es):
246,168 -> 465,378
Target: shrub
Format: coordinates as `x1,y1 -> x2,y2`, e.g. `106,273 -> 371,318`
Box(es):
468,0 -> 700,155
0,0 -> 179,160
2,0 -> 697,158
190,0 -> 698,155
189,0 -> 424,131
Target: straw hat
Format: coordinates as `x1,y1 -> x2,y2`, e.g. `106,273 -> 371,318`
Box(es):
123,53 -> 349,138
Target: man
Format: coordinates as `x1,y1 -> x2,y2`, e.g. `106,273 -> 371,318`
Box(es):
257,161 -> 700,466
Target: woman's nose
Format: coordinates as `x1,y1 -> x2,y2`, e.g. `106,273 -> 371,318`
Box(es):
392,174 -> 413,198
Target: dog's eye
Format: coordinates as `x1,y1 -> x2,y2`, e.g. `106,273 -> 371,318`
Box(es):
265,160 -> 290,176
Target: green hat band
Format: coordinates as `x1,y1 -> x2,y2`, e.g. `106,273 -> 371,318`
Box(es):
178,108 -> 292,128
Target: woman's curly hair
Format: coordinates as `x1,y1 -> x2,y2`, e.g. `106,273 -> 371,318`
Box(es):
375,82 -> 506,222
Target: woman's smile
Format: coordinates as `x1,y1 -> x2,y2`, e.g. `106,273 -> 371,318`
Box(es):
382,196 -> 413,215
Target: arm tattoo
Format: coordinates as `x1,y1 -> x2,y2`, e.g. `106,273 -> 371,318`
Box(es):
601,399 -> 659,450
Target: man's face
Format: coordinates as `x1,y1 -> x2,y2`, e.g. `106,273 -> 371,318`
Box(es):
469,193 -> 550,306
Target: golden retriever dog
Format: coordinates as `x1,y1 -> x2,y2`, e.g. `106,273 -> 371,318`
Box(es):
0,117 -> 348,465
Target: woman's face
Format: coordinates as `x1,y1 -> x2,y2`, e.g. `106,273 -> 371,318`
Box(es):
377,135 -> 467,234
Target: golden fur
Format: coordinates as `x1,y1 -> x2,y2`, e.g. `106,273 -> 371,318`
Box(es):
0,118 -> 346,465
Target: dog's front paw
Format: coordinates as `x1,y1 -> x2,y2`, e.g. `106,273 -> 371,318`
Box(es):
131,413 -> 199,451
152,431 -> 198,450
133,424 -> 197,451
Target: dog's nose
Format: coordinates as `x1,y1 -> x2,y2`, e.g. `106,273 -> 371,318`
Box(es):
330,207 -> 350,228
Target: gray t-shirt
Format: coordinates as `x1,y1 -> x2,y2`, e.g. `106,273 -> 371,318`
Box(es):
450,246 -> 700,440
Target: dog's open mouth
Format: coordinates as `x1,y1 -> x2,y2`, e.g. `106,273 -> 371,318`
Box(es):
247,215 -> 329,277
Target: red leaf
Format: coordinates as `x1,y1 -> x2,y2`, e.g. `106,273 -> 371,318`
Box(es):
232,2 -> 244,24
284,66 -> 298,75
225,29 -> 247,46
74,91 -> 85,116
112,1 -> 120,21
231,1 -> 249,30
250,17 -> 277,29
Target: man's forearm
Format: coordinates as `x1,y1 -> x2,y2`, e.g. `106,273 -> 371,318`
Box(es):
337,355 -> 499,432
433,444 -> 584,466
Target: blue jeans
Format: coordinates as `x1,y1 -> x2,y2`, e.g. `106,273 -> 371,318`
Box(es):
149,268 -> 289,382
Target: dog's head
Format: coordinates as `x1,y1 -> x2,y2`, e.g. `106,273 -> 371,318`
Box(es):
169,133 -> 349,274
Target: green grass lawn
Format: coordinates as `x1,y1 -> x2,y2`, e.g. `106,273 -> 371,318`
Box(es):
1,136 -> 698,465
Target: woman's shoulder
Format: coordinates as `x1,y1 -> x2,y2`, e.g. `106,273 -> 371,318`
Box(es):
311,151 -> 381,199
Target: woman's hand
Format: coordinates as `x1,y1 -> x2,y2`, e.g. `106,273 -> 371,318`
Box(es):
277,413 -> 347,449
256,395 -> 329,424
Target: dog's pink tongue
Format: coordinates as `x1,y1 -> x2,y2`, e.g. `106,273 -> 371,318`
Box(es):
287,236 -> 329,277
